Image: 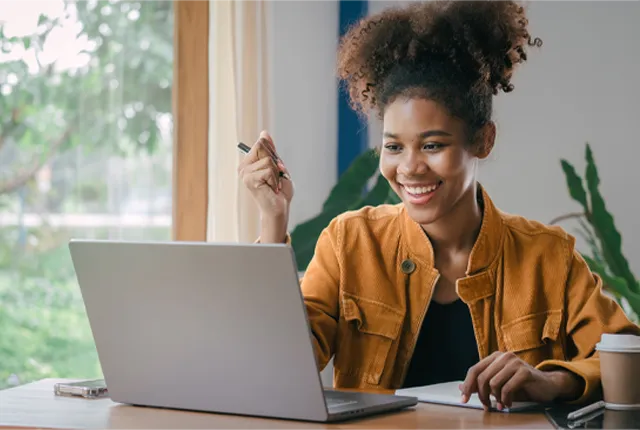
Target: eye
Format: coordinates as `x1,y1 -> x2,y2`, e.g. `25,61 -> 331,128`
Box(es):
383,143 -> 401,152
423,142 -> 446,152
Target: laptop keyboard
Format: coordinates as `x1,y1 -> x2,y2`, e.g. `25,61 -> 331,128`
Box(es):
324,391 -> 359,409
326,398 -> 358,408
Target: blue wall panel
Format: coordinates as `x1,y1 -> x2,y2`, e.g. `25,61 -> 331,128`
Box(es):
337,0 -> 369,178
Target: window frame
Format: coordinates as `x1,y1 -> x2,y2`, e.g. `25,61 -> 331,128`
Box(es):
172,0 -> 209,241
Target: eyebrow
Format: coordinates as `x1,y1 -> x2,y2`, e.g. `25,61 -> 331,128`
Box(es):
383,130 -> 452,139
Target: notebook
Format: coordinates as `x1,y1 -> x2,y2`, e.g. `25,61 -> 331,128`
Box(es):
395,381 -> 539,413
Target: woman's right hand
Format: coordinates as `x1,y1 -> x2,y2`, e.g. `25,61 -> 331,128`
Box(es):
238,131 -> 294,243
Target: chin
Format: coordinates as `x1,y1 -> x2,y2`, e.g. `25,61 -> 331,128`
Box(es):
404,205 -> 445,226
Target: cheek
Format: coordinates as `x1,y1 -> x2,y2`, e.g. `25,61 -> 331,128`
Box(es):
432,150 -> 474,178
379,154 -> 396,182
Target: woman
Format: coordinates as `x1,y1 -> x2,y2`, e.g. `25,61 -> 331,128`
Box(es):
238,0 -> 639,410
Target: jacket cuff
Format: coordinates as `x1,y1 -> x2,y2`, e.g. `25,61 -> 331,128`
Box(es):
536,358 -> 600,403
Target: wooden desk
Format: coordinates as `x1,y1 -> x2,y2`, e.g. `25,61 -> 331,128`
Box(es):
0,379 -> 553,429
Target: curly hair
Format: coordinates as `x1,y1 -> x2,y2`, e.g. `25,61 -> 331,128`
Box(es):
337,0 -> 542,139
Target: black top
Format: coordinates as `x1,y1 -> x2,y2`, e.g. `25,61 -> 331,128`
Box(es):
401,299 -> 480,388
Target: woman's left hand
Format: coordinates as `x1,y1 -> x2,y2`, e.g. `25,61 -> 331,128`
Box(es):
459,351 -> 583,411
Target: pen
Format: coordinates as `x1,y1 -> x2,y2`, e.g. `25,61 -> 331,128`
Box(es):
566,400 -> 605,421
237,142 -> 291,180
567,408 -> 604,429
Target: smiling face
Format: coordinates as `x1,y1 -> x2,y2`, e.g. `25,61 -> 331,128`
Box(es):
380,97 -> 493,227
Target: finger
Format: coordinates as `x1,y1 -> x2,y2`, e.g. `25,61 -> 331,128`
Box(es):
261,146 -> 288,183
244,166 -> 279,193
260,130 -> 281,160
257,134 -> 277,161
259,130 -> 285,164
488,360 -> 521,410
238,138 -> 273,173
240,155 -> 278,177
260,130 -> 276,151
279,165 -> 294,196
237,143 -> 261,174
501,367 -> 530,408
249,138 -> 267,163
241,157 -> 280,192
477,353 -> 518,409
281,160 -> 289,172
257,131 -> 289,180
276,160 -> 291,184
461,351 -> 502,401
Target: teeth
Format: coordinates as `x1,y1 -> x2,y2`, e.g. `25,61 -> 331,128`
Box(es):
404,183 -> 440,195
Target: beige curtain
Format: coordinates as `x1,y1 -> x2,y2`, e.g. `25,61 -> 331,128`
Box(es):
207,0 -> 270,243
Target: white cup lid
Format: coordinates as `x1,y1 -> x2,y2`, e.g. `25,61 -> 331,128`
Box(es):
596,333 -> 640,353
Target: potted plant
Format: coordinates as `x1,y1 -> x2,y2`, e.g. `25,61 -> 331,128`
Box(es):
553,143 -> 639,323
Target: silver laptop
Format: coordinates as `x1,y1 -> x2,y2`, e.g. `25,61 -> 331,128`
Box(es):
69,239 -> 417,422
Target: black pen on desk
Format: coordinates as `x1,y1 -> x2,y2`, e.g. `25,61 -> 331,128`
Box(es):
237,142 -> 291,180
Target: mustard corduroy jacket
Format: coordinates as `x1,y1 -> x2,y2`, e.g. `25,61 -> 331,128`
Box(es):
300,187 -> 640,402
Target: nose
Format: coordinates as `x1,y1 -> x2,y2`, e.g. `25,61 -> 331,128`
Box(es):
398,149 -> 429,176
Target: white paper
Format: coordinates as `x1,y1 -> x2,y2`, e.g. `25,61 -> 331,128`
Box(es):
395,381 -> 539,413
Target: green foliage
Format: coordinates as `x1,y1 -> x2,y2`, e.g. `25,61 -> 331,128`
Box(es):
0,0 -> 173,196
582,256 -> 640,318
0,222 -> 171,389
0,1 -> 173,389
0,236 -> 102,389
290,149 -> 398,271
320,149 -> 380,214
557,143 -> 640,322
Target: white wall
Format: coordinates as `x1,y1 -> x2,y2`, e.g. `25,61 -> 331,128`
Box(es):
267,1 -> 339,387
267,0 -> 339,229
368,0 -> 640,273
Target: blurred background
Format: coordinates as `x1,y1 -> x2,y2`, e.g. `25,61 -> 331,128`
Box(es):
0,0 -> 172,388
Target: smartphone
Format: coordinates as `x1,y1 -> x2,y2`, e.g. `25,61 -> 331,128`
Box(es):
54,379 -> 108,399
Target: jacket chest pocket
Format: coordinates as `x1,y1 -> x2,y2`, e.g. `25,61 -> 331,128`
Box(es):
500,310 -> 564,364
335,294 -> 404,386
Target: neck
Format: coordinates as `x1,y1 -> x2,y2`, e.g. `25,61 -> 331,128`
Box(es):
421,183 -> 483,254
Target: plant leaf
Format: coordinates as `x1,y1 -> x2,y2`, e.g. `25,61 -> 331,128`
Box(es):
560,159 -> 589,212
291,149 -> 378,271
321,149 -> 379,214
290,149 -> 381,271
290,210 -> 339,272
291,174 -> 393,271
348,173 -> 390,210
584,143 -> 639,293
37,14 -> 47,27
386,186 -> 401,204
583,255 -> 640,320
576,218 -> 604,266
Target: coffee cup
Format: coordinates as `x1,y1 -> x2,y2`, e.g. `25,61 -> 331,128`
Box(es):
602,408 -> 640,429
596,333 -> 640,410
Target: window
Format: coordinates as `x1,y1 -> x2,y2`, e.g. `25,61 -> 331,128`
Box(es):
0,0 -> 174,388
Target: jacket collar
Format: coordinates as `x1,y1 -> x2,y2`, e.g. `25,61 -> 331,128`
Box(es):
399,184 -> 504,276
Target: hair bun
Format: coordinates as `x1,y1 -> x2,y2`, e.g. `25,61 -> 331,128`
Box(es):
440,0 -> 542,94
337,0 -> 542,115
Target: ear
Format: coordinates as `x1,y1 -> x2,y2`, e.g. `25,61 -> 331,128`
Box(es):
473,122 -> 496,159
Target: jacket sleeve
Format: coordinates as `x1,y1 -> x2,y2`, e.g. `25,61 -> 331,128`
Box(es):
299,220 -> 342,372
536,248 -> 640,403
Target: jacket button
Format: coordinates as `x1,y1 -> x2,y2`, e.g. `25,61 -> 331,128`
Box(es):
401,259 -> 416,274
